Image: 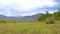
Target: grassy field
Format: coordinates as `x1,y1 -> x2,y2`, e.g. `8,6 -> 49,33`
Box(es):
0,21 -> 60,34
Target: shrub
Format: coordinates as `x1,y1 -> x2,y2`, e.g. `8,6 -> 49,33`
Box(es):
0,20 -> 6,23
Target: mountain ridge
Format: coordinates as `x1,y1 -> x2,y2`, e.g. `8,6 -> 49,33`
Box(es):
0,13 -> 42,21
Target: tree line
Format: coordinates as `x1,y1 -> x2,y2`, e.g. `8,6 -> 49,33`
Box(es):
38,9 -> 60,21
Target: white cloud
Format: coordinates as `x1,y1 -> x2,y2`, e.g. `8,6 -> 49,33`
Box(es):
0,11 -> 12,16
0,0 -> 57,10
0,0 -> 57,16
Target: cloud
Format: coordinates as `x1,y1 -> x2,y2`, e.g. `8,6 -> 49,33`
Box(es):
0,0 -> 57,10
0,0 -> 59,16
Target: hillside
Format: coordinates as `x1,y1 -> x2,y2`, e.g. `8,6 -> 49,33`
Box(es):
0,13 -> 42,21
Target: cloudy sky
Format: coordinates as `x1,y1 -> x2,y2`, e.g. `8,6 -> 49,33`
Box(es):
0,0 -> 60,16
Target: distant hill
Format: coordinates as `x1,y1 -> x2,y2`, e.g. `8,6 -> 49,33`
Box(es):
0,13 -> 42,21
0,15 -> 8,19
19,13 -> 42,21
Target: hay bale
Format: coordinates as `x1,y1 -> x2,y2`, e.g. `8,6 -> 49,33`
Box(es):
46,17 -> 55,24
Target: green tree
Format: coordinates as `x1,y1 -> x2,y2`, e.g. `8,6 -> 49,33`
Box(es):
38,11 -> 51,21
39,9 -> 60,21
53,9 -> 60,20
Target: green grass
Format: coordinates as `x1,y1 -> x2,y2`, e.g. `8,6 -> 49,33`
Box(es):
0,21 -> 59,34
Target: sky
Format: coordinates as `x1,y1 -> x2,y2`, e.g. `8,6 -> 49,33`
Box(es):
0,0 -> 60,16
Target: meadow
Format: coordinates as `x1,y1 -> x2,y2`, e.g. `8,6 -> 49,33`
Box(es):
0,20 -> 60,34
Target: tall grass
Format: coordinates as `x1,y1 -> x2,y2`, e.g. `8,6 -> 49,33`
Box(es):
0,21 -> 58,34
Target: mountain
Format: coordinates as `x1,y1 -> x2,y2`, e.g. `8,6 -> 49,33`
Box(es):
0,15 -> 8,19
0,13 -> 42,21
19,13 -> 42,21
0,15 -> 18,20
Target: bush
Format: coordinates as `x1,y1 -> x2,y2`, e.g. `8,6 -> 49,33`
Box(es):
0,20 -> 6,23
